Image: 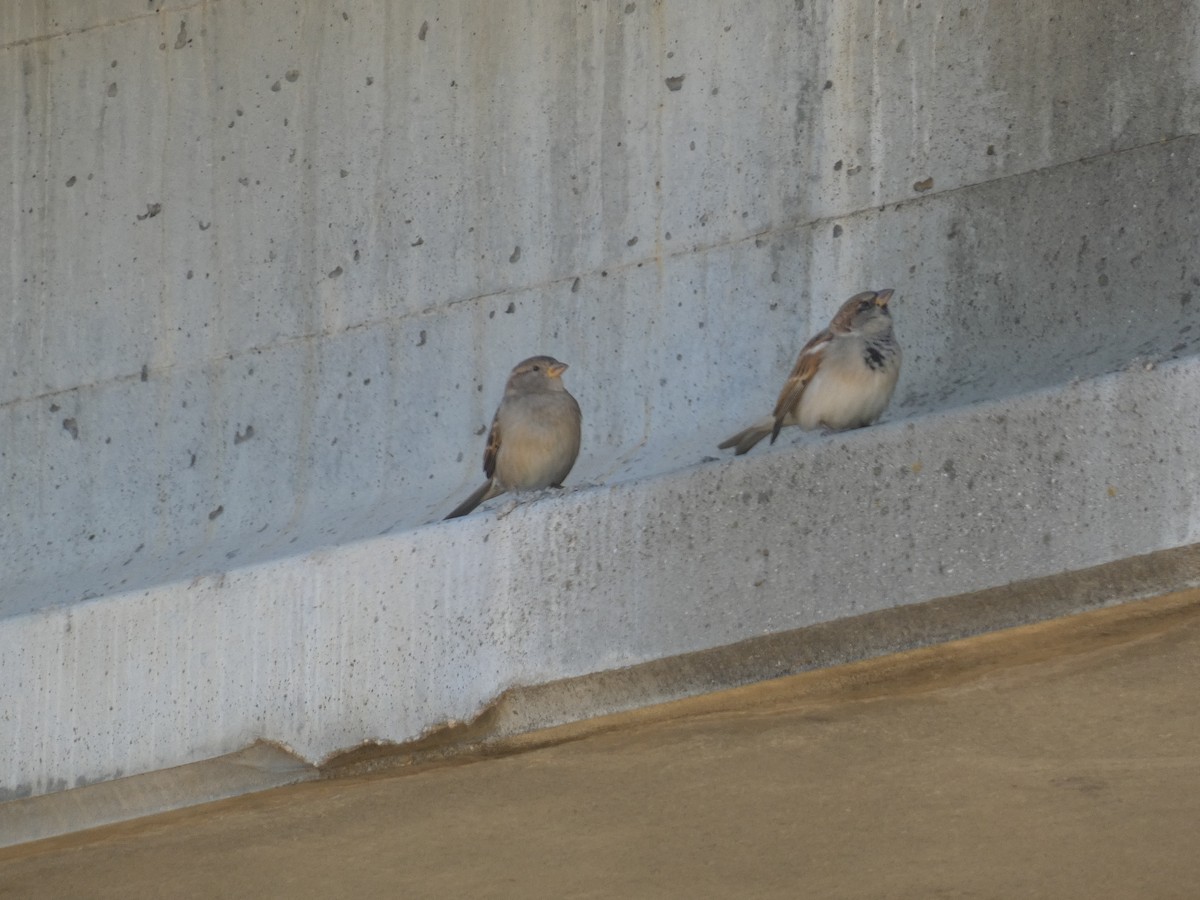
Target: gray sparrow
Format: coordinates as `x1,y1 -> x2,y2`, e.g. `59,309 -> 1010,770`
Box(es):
445,355 -> 582,519
719,289 -> 901,455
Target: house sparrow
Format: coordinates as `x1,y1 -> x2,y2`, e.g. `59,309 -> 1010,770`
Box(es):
719,289 -> 901,455
445,355 -> 582,519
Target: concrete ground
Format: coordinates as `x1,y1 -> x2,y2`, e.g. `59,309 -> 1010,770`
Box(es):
3,588 -> 1199,899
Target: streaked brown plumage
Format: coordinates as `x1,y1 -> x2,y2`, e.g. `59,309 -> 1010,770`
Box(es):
719,289 -> 901,455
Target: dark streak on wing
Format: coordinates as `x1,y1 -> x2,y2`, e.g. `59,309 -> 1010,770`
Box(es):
482,414 -> 502,479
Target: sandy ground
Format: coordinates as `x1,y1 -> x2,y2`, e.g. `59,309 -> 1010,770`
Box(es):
3,588 -> 1200,899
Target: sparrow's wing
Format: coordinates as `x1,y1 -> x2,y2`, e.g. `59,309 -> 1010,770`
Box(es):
482,411 -> 502,479
770,329 -> 831,442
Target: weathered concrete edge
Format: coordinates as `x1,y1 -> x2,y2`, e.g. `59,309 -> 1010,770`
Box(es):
323,539 -> 1200,775
6,540 -> 1198,849
0,742 -> 318,850
5,355 -> 1199,803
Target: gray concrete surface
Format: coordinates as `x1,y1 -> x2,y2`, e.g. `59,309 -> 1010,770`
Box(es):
2,0 -> 1199,809
5,542 -> 1197,847
0,743 -> 316,849
3,589 -> 1200,898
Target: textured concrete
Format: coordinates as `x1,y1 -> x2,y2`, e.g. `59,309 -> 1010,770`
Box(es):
3,357 -> 1199,809
5,543 -> 1197,847
3,589 -> 1200,898
0,743 -> 316,849
2,0 -> 1199,807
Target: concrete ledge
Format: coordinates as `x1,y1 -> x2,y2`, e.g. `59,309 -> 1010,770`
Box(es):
7,541 -> 1199,848
324,540 -> 1200,777
477,540 -> 1200,747
3,355 -> 1199,811
0,743 -> 316,849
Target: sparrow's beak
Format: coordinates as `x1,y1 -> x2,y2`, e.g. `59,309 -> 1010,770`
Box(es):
874,289 -> 895,308
547,361 -> 569,378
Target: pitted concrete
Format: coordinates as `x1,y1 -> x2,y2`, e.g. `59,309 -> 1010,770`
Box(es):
4,589 -> 1200,897
2,0 -> 1199,815
3,355 -> 1199,814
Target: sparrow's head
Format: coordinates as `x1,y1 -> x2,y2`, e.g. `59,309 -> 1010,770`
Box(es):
507,355 -> 570,392
829,289 -> 895,334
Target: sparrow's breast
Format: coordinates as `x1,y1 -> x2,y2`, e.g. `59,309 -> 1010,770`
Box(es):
494,392 -> 582,490
796,336 -> 900,430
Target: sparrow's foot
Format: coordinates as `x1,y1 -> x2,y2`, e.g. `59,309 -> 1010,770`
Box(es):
567,481 -> 603,492
494,487 -> 562,519
494,497 -> 524,519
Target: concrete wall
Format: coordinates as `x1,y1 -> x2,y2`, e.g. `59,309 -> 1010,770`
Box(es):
1,0 -> 1199,801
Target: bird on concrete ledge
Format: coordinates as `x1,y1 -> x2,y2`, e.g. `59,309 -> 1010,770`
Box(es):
445,355 -> 582,519
718,289 -> 902,455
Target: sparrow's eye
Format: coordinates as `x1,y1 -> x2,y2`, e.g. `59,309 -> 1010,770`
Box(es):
532,365 -> 541,371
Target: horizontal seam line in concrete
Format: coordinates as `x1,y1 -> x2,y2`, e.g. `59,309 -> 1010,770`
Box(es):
876,130 -> 1200,211
4,130 -> 1195,413
0,1 -> 211,52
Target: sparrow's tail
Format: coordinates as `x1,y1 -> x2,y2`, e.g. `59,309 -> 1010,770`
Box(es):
717,419 -> 773,456
445,480 -> 500,519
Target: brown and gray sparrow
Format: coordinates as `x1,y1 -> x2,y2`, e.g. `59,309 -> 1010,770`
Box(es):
719,289 -> 901,455
445,355 -> 582,519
